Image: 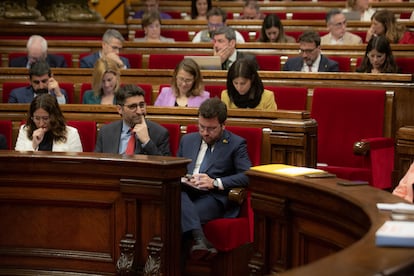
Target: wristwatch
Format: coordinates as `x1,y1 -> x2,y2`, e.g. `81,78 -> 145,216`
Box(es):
213,179 -> 219,188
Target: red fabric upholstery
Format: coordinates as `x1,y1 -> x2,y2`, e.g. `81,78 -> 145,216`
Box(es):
186,125 -> 261,251
292,12 -> 326,20
8,52 -> 73,67
66,121 -> 97,152
327,56 -> 352,72
204,85 -> 225,99
148,54 -> 186,69
262,12 -> 287,19
395,57 -> 414,74
2,82 -> 74,103
0,120 -> 12,149
160,123 -> 181,156
311,87 -> 393,189
256,55 -> 281,71
80,83 -> 152,105
119,53 -> 142,69
265,86 -> 308,110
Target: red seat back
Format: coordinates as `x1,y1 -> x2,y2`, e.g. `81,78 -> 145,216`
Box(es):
396,57 -> 414,74
8,52 -> 73,67
292,12 -> 326,20
66,121 -> 97,152
204,85 -> 225,99
0,120 -> 12,149
135,30 -> 189,41
148,54 -> 185,69
265,86 -> 308,110
160,123 -> 181,156
327,56 -> 352,72
256,55 -> 281,71
311,87 -> 385,168
119,53 -> 142,69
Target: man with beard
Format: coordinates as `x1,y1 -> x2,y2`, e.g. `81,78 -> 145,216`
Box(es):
178,98 -> 251,262
94,84 -> 170,156
192,7 -> 245,43
283,30 -> 339,72
8,60 -> 68,103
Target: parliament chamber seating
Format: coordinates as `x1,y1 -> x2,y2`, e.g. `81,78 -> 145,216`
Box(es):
135,29 -> 190,42
256,55 -> 281,71
185,124 -> 262,275
80,83 -> 153,104
66,120 -> 97,152
2,81 -> 75,104
8,52 -> 73,68
291,11 -> 327,20
327,56 -> 352,72
148,53 -> 186,69
0,120 -> 12,149
160,123 -> 181,156
311,87 -> 394,190
265,86 -> 308,110
78,52 -> 143,69
356,56 -> 414,74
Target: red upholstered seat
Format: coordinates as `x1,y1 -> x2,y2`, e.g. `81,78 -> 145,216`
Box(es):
327,56 -> 352,72
292,12 -> 326,20
204,85 -> 225,99
186,125 -> 261,251
395,57 -> 414,74
0,120 -> 12,149
80,83 -> 152,105
160,123 -> 181,156
3,82 -> 74,104
78,53 -> 142,69
66,121 -> 97,152
135,30 -> 190,41
256,55 -> 281,71
148,54 -> 186,69
265,86 -> 308,110
311,87 -> 394,189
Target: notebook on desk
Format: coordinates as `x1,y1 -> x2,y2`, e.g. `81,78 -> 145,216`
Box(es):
184,56 -> 222,70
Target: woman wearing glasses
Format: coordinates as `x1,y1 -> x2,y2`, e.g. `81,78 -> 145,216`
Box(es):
134,11 -> 174,42
154,58 -> 210,107
15,94 -> 82,152
82,57 -> 121,105
221,58 -> 277,110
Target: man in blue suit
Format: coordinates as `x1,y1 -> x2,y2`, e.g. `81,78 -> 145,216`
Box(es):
80,29 -> 130,69
8,60 -> 68,104
178,98 -> 251,261
9,35 -> 67,68
283,30 -> 339,72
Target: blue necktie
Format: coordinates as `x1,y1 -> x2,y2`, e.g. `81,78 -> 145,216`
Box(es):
199,145 -> 211,173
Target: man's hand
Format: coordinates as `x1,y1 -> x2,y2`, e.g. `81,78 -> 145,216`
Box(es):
214,46 -> 231,64
193,173 -> 214,190
132,119 -> 150,145
106,52 -> 125,68
48,77 -> 62,97
32,127 -> 47,150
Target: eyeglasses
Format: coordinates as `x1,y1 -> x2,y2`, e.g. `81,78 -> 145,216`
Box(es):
177,77 -> 194,84
299,47 -> 317,54
32,116 -> 50,122
199,124 -> 221,133
331,20 -> 347,28
208,23 -> 224,28
32,79 -> 49,85
121,102 -> 146,112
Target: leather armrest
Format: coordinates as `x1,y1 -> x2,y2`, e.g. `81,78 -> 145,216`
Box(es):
354,137 -> 394,156
228,187 -> 247,205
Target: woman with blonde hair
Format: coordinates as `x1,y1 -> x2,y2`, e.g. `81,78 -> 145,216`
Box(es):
366,9 -> 414,44
82,57 -> 121,104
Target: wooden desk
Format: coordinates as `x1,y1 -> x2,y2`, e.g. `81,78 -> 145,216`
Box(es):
246,167 -> 414,275
0,151 -> 190,275
394,126 -> 414,189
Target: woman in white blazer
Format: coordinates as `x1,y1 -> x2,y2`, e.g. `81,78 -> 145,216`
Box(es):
15,94 -> 82,152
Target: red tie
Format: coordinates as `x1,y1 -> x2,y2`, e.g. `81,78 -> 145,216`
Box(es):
125,129 -> 135,154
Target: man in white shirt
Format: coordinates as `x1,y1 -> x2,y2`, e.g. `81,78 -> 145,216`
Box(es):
321,9 -> 363,45
192,7 -> 245,43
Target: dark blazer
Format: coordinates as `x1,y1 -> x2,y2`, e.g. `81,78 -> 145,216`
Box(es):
0,134 -> 7,150
8,85 -> 68,104
9,54 -> 67,68
222,51 -> 259,70
282,55 -> 339,72
94,119 -> 170,156
178,130 -> 251,220
80,52 -> 131,68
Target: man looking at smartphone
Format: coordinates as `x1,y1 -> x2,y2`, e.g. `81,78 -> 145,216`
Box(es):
8,60 -> 68,104
94,84 -> 170,156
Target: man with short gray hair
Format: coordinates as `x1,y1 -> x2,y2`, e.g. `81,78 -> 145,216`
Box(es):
80,29 -> 131,69
321,9 -> 362,45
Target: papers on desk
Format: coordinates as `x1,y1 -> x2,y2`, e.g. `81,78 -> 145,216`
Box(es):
377,202 -> 414,212
376,220 -> 414,247
251,164 -> 325,176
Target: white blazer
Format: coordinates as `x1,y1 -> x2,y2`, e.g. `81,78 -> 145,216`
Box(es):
15,125 -> 83,152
